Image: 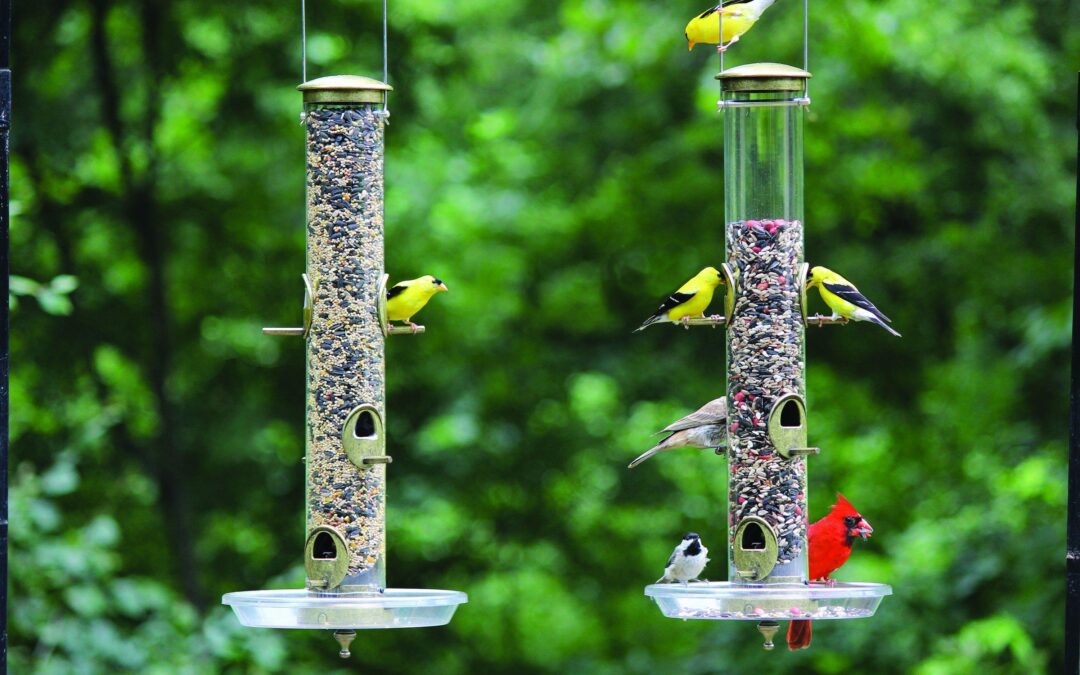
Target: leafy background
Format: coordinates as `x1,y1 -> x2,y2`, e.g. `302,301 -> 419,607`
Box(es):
9,0 -> 1078,672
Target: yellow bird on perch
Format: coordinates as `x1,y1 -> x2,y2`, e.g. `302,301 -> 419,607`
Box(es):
805,266 -> 901,337
685,0 -> 778,53
386,275 -> 448,333
634,267 -> 726,332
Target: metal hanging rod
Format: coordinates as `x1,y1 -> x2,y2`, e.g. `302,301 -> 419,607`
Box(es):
717,0 -> 811,107
300,0 -> 391,115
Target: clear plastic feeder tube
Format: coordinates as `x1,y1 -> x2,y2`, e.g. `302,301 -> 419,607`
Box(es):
300,77 -> 393,594
721,64 -> 810,584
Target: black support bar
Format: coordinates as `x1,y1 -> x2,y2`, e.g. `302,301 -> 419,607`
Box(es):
0,0 -> 9,668
0,0 -> 10,669
1067,71 -> 1080,675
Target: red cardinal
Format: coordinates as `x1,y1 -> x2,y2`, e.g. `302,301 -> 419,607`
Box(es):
786,493 -> 874,651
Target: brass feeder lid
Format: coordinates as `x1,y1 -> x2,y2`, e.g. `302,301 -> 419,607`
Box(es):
716,63 -> 811,93
298,75 -> 393,104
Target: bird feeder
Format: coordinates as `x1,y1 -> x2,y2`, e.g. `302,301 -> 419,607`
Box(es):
222,76 -> 466,658
644,64 -> 890,648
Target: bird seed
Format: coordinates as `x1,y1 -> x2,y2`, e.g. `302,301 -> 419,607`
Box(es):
726,218 -> 808,569
305,105 -> 387,587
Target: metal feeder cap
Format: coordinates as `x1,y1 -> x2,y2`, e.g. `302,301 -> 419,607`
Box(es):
298,75 -> 393,105
716,63 -> 811,93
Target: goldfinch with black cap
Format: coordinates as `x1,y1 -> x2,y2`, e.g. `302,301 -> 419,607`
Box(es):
806,266 -> 900,337
386,275 -> 448,333
685,0 -> 778,53
635,267 -> 725,332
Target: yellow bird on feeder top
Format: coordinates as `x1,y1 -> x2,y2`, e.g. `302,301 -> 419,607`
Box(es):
685,0 -> 778,53
805,266 -> 901,337
634,267 -> 726,332
386,275 -> 448,333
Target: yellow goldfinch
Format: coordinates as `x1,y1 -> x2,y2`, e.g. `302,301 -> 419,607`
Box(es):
628,397 -> 727,468
806,266 -> 901,337
385,275 -> 448,332
685,0 -> 777,53
634,267 -> 725,332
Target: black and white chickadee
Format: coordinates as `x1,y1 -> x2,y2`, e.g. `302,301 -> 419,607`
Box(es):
657,532 -> 710,585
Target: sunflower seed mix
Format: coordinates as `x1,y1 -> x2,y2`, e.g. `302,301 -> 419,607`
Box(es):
305,105 -> 386,588
726,218 -> 807,571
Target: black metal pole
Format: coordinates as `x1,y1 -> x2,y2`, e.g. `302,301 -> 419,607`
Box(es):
1067,71 -> 1080,675
0,0 -> 10,670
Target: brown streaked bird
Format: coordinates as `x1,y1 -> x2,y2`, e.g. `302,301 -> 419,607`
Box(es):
629,397 -> 728,468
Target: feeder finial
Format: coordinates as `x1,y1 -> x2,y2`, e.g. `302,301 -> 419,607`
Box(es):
334,630 -> 357,658
757,621 -> 780,650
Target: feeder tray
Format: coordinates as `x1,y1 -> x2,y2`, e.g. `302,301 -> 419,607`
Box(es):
645,582 -> 891,621
223,589 -> 467,630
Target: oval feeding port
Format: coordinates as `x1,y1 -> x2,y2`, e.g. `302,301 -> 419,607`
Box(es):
767,393 -> 808,459
354,410 -> 376,439
732,516 -> 779,582
304,526 -> 349,590
342,404 -> 388,470
313,531 -> 338,559
740,521 -> 767,550
780,399 -> 802,427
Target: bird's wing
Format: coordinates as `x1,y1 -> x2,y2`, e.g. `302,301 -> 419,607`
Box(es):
386,282 -> 409,300
697,0 -> 753,18
659,397 -> 727,434
665,549 -> 678,568
654,290 -> 697,316
822,281 -> 891,323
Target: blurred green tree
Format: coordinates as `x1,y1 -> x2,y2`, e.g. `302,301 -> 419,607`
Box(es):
8,0 -> 1077,672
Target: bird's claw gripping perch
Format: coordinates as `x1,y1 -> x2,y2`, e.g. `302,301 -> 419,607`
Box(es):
717,35 -> 740,53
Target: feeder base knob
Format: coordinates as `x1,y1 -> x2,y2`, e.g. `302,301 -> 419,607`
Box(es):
334,630 -> 357,658
757,621 -> 780,650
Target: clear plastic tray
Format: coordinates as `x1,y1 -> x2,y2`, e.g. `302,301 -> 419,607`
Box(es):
222,588 -> 467,629
645,581 -> 891,621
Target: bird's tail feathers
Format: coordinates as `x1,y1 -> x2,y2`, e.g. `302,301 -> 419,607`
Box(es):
868,314 -> 901,337
628,436 -> 673,468
633,314 -> 664,333
787,620 -> 812,650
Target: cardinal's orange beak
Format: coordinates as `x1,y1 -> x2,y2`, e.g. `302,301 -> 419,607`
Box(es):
687,40 -> 696,51
437,282 -> 448,292
855,518 -> 873,540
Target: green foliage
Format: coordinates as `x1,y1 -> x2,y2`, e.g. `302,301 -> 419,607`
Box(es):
9,274 -> 77,314
10,0 -> 1077,672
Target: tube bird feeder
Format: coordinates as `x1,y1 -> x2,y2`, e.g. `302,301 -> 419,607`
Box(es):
644,64 -> 890,648
223,76 -> 466,658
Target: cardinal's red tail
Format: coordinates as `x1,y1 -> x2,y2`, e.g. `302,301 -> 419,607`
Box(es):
786,620 -> 812,650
